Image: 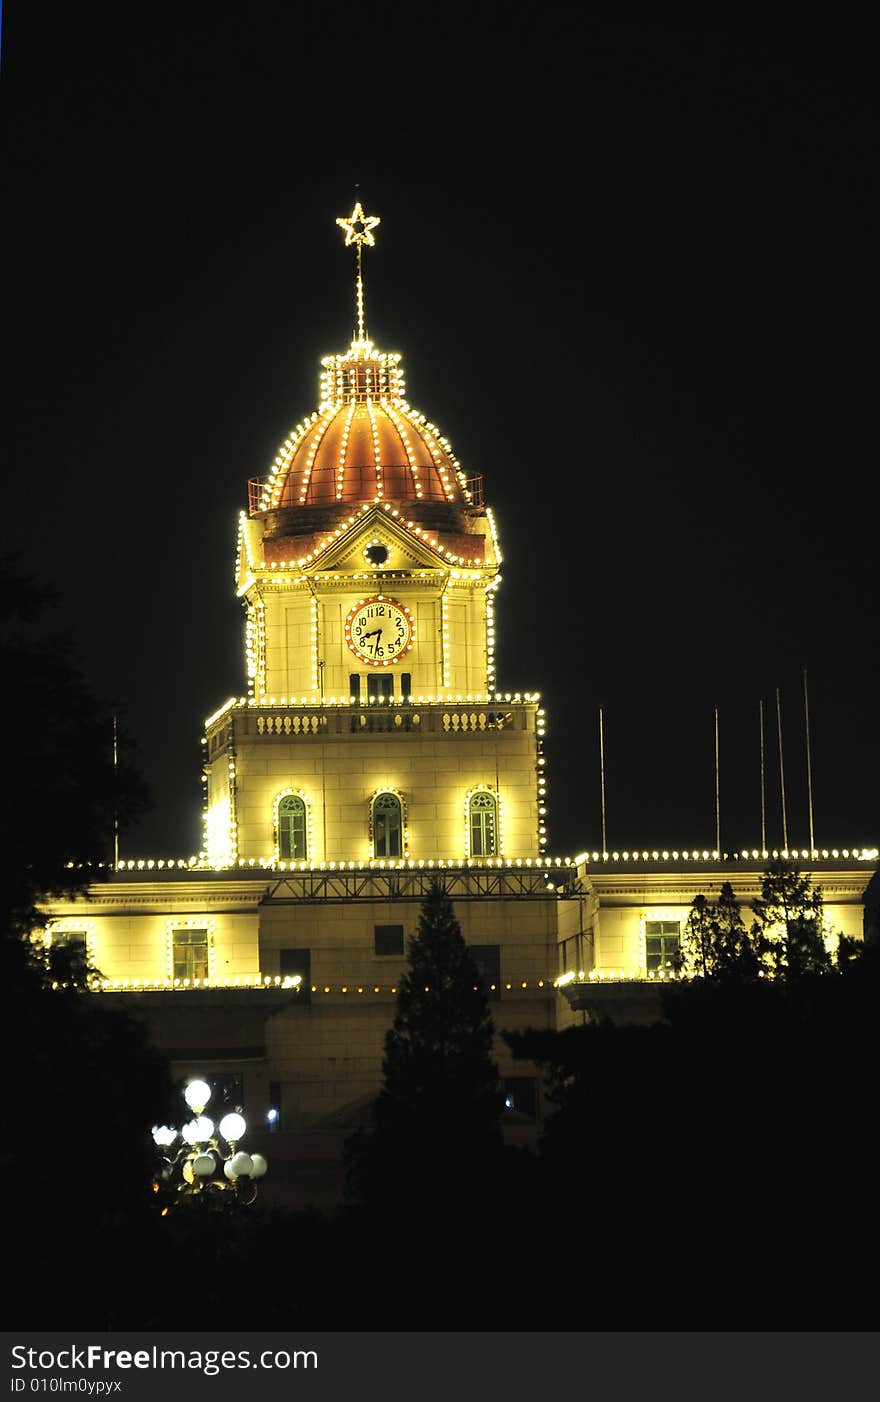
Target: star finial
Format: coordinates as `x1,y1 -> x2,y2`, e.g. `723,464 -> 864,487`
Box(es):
336,199 -> 381,341
336,200 -> 381,249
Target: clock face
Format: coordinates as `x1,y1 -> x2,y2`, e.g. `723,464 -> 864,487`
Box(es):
345,595 -> 415,667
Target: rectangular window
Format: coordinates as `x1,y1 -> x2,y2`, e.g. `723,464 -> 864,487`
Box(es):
645,920 -> 681,971
206,1071 -> 244,1107
172,929 -> 209,981
469,943 -> 501,1001
280,947 -> 311,1005
49,932 -> 89,983
374,924 -> 405,956
367,673 -> 394,700
349,673 -> 361,702
400,672 -> 412,699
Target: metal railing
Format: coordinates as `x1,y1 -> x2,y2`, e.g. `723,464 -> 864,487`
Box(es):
246,474 -> 484,515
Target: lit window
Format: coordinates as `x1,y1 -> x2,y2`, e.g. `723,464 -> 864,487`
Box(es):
469,791 -> 498,856
373,793 -> 402,858
645,920 -> 680,971
172,929 -> 209,981
278,795 -> 307,860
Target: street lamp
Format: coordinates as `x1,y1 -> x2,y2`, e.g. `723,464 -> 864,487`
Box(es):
152,1078 -> 268,1208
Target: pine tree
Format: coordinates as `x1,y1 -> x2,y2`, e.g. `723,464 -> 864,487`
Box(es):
682,893 -> 714,977
714,881 -> 762,979
751,861 -> 833,979
681,882 -> 761,980
346,880 -> 504,1204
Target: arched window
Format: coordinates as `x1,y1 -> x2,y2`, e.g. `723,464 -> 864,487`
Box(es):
373,792 -> 402,858
469,791 -> 498,856
278,794 -> 307,860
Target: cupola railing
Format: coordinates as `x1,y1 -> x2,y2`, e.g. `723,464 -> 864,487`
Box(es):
247,474 -> 483,515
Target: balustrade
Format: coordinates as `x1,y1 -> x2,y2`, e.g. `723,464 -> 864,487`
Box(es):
207,700 -> 532,744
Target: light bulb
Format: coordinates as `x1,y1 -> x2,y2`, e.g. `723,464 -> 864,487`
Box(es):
181,1116 -> 214,1145
219,1112 -> 246,1143
185,1083 -> 213,1118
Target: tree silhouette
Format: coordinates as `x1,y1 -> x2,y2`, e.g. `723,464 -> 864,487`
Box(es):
681,881 -> 761,980
506,943 -> 880,1327
346,880 -> 504,1207
751,860 -> 834,978
0,560 -> 148,937
0,560 -> 171,1325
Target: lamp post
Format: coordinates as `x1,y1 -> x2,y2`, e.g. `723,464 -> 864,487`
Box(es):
152,1078 -> 268,1208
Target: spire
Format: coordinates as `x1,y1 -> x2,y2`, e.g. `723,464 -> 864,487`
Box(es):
336,198 -> 381,344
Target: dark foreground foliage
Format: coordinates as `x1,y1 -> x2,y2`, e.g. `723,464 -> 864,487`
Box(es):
0,561 -> 149,934
2,933 -> 177,1325
15,932 -> 879,1329
506,944 -> 880,1328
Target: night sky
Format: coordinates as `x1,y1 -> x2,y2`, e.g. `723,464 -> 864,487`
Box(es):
3,8 -> 877,860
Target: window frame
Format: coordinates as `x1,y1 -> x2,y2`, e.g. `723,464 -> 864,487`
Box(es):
644,919 -> 681,972
171,928 -> 210,982
467,789 -> 499,857
47,931 -> 90,984
371,790 -> 405,859
277,792 -> 308,861
367,673 -> 394,701
374,924 -> 405,956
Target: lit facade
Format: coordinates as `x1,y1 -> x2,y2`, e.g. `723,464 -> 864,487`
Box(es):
39,208 -> 877,1202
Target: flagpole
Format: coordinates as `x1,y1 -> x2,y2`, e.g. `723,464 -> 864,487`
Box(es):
599,706 -> 607,855
714,705 -> 721,855
113,712 -> 120,868
759,699 -> 766,852
776,687 -> 788,849
804,668 -> 815,852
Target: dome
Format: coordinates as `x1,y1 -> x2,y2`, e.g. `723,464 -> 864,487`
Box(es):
252,341 -> 478,519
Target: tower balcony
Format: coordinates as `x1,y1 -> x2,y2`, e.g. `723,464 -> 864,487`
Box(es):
205,694 -> 541,755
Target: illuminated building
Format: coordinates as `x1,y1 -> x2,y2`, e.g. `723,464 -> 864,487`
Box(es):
40,205 -> 876,1200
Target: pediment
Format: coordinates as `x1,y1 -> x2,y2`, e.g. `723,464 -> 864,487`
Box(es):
303,505 -> 448,574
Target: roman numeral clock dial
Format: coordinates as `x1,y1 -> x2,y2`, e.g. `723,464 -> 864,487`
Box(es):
344,596 -> 415,667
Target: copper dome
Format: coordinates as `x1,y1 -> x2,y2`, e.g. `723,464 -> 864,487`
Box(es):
253,341 -> 476,518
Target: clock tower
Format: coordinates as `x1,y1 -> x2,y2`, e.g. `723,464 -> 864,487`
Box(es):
203,204 -> 546,868
37,201 -> 874,1164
